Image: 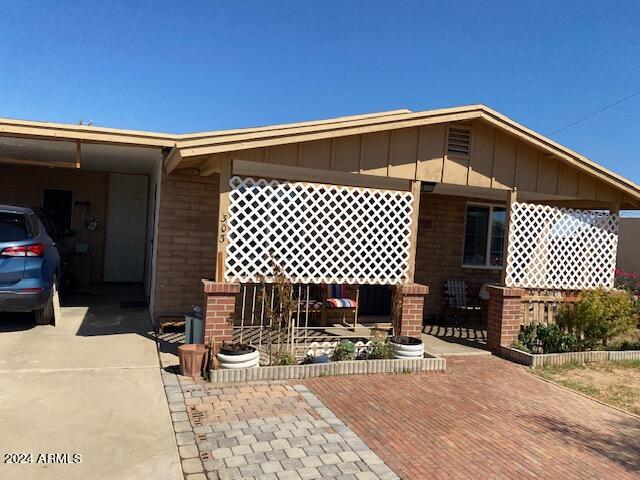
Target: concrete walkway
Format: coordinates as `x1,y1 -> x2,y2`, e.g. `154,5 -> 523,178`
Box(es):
421,323 -> 491,356
0,286 -> 182,480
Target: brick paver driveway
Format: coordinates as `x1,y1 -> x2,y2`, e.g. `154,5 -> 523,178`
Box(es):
304,357 -> 640,480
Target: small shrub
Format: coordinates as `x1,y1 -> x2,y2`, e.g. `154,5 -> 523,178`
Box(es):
273,351 -> 297,365
535,324 -> 577,353
515,323 -> 577,354
557,288 -> 638,349
511,339 -> 531,353
368,337 -> 396,359
516,324 -> 538,352
331,340 -> 356,361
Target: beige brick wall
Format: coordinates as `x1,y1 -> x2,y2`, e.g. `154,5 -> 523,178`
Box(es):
414,193 -> 502,318
153,171 -> 219,319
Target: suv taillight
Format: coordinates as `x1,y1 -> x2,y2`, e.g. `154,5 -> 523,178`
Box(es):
1,244 -> 45,257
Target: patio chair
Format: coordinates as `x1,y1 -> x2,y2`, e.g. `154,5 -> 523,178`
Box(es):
321,284 -> 360,329
443,279 -> 481,326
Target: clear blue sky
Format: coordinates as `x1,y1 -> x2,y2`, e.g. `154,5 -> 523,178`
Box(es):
1,0 -> 638,184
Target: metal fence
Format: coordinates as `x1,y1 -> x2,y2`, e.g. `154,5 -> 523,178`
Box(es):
232,283 -> 389,365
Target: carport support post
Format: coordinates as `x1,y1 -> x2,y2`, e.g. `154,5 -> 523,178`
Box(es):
201,280 -> 240,353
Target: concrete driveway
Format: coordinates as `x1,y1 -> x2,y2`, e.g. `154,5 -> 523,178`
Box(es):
0,286 -> 182,480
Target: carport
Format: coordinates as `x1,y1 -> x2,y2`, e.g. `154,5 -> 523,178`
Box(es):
0,120 -> 183,480
0,119 -> 172,323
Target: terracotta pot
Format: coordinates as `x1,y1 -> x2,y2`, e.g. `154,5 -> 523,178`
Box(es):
178,344 -> 207,377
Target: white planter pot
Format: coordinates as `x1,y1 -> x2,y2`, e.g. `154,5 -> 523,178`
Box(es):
390,338 -> 424,359
217,349 -> 260,369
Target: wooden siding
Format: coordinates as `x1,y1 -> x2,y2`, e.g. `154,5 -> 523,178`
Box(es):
225,119 -> 627,204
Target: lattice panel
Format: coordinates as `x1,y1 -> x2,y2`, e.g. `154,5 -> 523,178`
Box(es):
225,176 -> 414,284
505,202 -> 619,290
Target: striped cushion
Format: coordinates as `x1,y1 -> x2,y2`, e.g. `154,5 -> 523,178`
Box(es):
326,298 -> 357,308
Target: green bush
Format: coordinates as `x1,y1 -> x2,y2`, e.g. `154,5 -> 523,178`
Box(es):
515,323 -> 577,354
367,337 -> 396,359
331,340 -> 356,361
557,288 -> 638,349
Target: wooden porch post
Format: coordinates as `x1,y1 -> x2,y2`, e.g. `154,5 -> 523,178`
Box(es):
216,158 -> 232,282
407,180 -> 422,283
500,188 -> 518,286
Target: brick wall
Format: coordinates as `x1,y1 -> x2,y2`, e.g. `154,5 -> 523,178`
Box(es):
153,171 -> 219,319
202,281 -> 240,350
391,284 -> 429,337
414,193 -> 502,319
486,286 -> 524,353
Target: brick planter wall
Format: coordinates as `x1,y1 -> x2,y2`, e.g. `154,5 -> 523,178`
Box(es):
202,280 -> 240,352
486,286 -> 525,353
392,283 -> 429,337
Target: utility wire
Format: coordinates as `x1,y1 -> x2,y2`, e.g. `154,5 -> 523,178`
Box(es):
550,88 -> 640,135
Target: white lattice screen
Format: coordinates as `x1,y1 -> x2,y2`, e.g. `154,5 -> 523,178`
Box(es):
225,176 -> 414,284
505,202 -> 619,290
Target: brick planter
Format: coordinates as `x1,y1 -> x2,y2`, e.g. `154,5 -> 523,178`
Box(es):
208,355 -> 446,383
501,346 -> 640,368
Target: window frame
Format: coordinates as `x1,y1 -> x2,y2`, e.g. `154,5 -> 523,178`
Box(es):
461,202 -> 507,270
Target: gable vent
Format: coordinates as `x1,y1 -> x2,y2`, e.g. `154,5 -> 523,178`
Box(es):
447,127 -> 471,158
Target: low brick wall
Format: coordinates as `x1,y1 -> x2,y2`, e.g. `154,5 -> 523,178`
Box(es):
501,346 -> 640,368
208,356 -> 446,383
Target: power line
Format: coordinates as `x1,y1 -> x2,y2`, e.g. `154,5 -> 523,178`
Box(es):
550,88 -> 640,135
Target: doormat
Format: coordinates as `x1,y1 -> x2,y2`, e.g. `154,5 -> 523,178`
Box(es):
120,300 -> 148,309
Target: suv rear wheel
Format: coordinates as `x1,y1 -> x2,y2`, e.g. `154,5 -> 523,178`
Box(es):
35,276 -> 60,326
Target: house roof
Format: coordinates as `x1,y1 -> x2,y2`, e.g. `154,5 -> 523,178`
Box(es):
1,105 -> 639,202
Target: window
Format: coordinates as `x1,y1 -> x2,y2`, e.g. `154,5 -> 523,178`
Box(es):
463,204 -> 506,267
0,213 -> 31,242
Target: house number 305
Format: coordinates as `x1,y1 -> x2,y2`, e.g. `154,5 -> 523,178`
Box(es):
219,213 -> 228,243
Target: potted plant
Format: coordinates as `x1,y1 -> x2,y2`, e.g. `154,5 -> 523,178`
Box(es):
388,335 -> 424,359
216,341 -> 259,369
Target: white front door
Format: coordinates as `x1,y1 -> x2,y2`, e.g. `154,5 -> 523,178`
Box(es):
103,173 -> 148,282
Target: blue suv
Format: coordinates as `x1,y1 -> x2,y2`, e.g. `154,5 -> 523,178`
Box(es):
0,205 -> 61,325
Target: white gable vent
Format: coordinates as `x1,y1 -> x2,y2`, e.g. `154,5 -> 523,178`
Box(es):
447,127 -> 471,158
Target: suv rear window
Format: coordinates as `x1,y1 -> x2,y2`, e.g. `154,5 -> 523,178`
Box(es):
0,213 -> 31,242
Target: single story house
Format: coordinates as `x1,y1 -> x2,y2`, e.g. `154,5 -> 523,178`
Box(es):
1,105 -> 639,352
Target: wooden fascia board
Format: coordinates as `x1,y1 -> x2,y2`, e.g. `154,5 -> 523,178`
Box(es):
176,105 -> 484,150
178,111 -> 482,158
232,159 -> 413,191
163,146 -> 182,174
175,109 -> 413,141
0,125 -> 174,148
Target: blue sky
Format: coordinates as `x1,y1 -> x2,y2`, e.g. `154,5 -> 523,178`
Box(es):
1,0 -> 638,184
